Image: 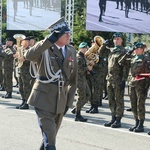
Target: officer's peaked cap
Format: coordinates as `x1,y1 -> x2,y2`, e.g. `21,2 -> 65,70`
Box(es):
47,17 -> 70,34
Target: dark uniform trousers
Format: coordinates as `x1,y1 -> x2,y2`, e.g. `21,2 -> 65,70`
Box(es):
35,107 -> 64,146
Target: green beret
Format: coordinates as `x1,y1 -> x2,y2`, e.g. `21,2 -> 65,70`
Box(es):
133,42 -> 144,49
79,42 -> 88,48
112,32 -> 123,39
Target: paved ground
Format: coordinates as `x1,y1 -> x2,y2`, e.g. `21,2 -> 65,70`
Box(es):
0,80 -> 150,149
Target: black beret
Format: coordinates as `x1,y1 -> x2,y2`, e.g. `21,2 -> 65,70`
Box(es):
29,36 -> 35,40
6,37 -> 14,42
24,37 -> 30,41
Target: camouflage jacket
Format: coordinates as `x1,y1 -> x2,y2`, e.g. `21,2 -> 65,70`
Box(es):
18,47 -> 30,74
119,53 -> 150,87
99,45 -> 128,83
77,51 -> 88,80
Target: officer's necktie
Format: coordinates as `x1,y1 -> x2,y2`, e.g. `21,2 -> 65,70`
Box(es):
59,48 -> 64,62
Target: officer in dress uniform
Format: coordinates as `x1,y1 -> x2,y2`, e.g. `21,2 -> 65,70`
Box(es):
24,17 -> 77,150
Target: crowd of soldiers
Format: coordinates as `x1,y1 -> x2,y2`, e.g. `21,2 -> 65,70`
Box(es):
1,32 -> 150,136
99,0 -> 150,21
71,32 -> 150,135
0,35 -> 35,109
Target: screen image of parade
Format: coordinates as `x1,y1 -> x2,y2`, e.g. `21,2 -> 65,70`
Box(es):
86,0 -> 150,33
7,0 -> 61,30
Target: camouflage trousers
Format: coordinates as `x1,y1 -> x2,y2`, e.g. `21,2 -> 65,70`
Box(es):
2,66 -> 13,93
87,74 -> 104,105
128,86 -> 148,120
107,80 -> 125,118
18,73 -> 32,100
76,79 -> 91,111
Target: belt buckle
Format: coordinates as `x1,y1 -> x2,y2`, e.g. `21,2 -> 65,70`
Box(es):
59,80 -> 64,88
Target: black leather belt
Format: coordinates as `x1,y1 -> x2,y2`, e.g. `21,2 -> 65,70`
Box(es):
37,76 -> 58,85
38,76 -> 48,81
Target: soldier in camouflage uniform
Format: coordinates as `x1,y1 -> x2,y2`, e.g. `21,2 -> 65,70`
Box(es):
0,38 -> 15,98
71,42 -> 93,122
15,37 -> 32,109
99,33 -> 128,128
86,62 -> 100,114
120,42 -> 150,133
86,52 -> 108,113
0,44 -> 4,89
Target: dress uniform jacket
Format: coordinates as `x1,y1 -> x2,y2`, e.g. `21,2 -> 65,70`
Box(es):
24,38 -> 77,114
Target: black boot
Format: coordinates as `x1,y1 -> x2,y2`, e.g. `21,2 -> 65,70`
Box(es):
103,91 -> 108,99
129,119 -> 139,131
98,99 -> 102,106
71,107 -> 76,114
2,92 -> 12,98
104,116 -> 116,127
45,145 -> 56,150
75,110 -> 87,122
99,15 -> 102,22
16,99 -> 26,109
148,131 -> 150,135
19,101 -> 29,109
89,104 -> 99,113
126,108 -> 132,111
0,86 -> 5,91
134,120 -> 144,132
111,117 -> 121,128
86,105 -> 93,113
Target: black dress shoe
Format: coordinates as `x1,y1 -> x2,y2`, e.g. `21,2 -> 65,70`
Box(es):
39,141 -> 44,150
147,131 -> 150,135
46,145 -> 56,150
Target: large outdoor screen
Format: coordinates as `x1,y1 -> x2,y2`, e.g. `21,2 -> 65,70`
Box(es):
86,0 -> 150,33
7,0 -> 61,30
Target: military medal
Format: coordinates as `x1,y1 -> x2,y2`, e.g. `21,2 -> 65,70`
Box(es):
68,56 -> 73,66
